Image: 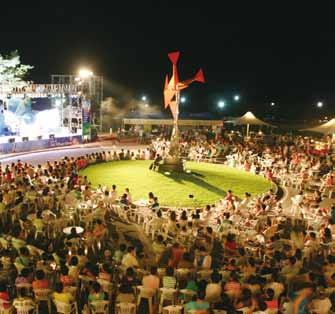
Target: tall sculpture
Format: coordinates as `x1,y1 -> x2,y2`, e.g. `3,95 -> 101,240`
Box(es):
160,51 -> 205,172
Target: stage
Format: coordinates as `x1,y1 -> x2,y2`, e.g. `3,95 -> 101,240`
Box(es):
0,83 -> 91,154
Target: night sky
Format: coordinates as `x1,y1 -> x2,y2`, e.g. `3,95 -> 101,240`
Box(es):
1,2 -> 335,120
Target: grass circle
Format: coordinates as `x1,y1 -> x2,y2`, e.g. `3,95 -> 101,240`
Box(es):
80,160 -> 274,207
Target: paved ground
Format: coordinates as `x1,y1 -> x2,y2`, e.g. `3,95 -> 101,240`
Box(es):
0,142 -> 145,166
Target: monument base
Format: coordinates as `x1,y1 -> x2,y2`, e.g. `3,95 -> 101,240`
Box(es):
159,156 -> 185,173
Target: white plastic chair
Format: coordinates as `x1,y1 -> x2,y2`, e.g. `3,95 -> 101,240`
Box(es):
0,300 -> 13,314
15,284 -> 33,298
89,300 -> 109,314
97,278 -> 113,301
162,305 -> 183,314
159,288 -> 178,313
12,299 -> 35,314
179,289 -> 196,303
33,289 -> 52,314
136,286 -> 156,314
53,300 -> 78,314
115,302 -> 136,314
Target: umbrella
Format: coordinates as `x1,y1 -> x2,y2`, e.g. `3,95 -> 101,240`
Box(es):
234,111 -> 272,136
301,118 -> 335,135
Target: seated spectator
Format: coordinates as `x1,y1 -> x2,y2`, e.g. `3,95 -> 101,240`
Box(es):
142,266 -> 160,290
235,288 -> 256,313
113,243 -> 127,264
310,286 -> 332,314
60,266 -> 75,287
121,246 -> 139,269
117,267 -> 138,303
0,282 -> 10,309
205,271 -> 222,302
149,197 -> 160,212
120,193 -> 129,206
213,292 -> 235,312
264,288 -> 278,311
178,252 -> 195,269
67,227 -> 80,241
32,269 -> 49,290
68,256 -> 79,280
184,290 -> 210,313
194,247 -> 212,270
15,247 -> 31,268
88,282 -> 105,302
98,263 -> 112,282
93,219 -> 106,239
224,271 -> 241,297
15,268 -> 32,285
163,266 -> 177,289
225,233 -> 237,255
13,288 -> 35,312
52,282 -> 73,303
81,262 -> 99,279
169,243 -> 184,268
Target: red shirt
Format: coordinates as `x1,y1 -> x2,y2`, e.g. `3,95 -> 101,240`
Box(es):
225,240 -> 237,251
265,299 -> 278,309
0,291 -> 10,309
169,247 -> 184,268
32,279 -> 49,290
60,275 -> 74,287
225,194 -> 233,202
6,172 -> 12,182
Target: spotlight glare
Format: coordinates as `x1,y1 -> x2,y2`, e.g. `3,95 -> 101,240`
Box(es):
78,68 -> 93,79
218,100 -> 225,108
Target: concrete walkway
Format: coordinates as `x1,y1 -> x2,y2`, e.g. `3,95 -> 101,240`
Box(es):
0,141 -> 145,166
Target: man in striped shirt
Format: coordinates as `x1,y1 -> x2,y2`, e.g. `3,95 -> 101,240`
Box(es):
162,266 -> 176,288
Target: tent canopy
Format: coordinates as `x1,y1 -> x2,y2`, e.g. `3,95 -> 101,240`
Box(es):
301,118 -> 335,134
234,111 -> 272,126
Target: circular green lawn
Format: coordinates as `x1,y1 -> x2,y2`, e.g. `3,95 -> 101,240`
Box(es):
80,160 -> 274,207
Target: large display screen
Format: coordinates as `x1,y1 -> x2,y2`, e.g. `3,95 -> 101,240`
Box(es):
0,95 -> 83,141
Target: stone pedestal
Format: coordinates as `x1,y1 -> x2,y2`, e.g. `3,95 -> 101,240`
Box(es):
159,156 -> 185,173
158,124 -> 185,173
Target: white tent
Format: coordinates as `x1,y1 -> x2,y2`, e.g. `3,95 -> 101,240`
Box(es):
234,111 -> 272,136
302,118 -> 335,134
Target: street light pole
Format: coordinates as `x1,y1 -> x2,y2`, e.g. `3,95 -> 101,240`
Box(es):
100,76 -> 103,132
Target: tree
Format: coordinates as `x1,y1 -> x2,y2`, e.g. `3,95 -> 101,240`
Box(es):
0,50 -> 33,92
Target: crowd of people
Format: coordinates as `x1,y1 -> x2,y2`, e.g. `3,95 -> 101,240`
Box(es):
0,128 -> 334,313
